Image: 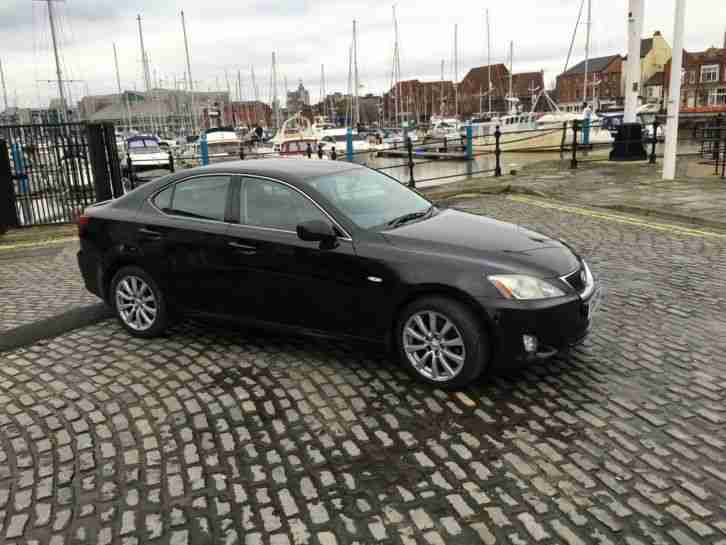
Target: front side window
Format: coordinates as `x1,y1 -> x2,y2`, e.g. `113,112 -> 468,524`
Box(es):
156,176 -> 231,221
307,168 -> 431,229
242,178 -> 327,231
701,64 -> 719,83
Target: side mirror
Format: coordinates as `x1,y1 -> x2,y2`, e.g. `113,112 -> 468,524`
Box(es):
297,220 -> 337,244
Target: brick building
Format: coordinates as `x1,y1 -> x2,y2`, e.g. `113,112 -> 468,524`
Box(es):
665,45 -> 726,109
556,32 -> 671,112
556,55 -> 624,112
459,64 -> 545,115
228,101 -> 272,127
382,80 -> 456,124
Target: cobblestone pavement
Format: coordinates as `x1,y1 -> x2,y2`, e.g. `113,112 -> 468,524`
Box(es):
1,196 -> 726,545
0,241 -> 97,333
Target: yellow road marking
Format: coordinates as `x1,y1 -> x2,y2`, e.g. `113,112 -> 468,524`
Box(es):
507,195 -> 726,240
0,236 -> 78,252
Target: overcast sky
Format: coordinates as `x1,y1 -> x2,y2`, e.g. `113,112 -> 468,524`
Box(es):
1,0 -> 724,109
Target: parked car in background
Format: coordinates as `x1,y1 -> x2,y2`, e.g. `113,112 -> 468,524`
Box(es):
77,159 -> 599,388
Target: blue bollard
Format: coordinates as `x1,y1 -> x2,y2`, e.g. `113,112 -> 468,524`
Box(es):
465,124 -> 473,160
346,128 -> 353,162
200,133 -> 209,166
11,144 -> 29,194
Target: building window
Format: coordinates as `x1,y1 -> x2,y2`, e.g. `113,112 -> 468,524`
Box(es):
701,64 -> 719,83
708,88 -> 726,106
689,70 -> 696,84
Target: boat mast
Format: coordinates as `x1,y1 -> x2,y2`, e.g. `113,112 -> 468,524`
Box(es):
487,9 -> 492,114
508,41 -> 513,103
271,52 -> 280,129
43,0 -> 67,121
320,64 -> 326,118
237,69 -> 244,124
454,24 -> 458,117
251,65 -> 260,125
0,58 -> 9,113
352,20 -> 360,127
181,10 -> 196,134
583,0 -> 591,105
440,59 -> 445,116
137,15 -> 152,92
392,6 -> 402,127
345,45 -> 353,127
113,43 -> 132,131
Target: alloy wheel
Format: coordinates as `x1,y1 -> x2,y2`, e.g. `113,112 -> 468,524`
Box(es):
402,310 -> 466,382
115,275 -> 158,331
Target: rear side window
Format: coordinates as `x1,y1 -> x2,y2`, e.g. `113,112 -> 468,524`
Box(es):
155,176 -> 231,221
154,186 -> 173,211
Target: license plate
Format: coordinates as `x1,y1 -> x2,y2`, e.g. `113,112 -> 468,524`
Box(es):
585,288 -> 601,321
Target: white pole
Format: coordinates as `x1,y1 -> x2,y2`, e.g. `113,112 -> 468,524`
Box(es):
663,0 -> 686,180
583,0 -> 591,104
487,10 -> 491,114
624,0 -> 644,123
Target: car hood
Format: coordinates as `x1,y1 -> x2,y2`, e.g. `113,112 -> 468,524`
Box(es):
382,208 -> 579,277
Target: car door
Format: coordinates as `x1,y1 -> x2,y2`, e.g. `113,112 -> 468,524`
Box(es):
223,176 -> 367,337
140,174 -> 235,314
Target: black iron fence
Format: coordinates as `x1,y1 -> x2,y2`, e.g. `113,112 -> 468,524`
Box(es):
0,122 -> 121,228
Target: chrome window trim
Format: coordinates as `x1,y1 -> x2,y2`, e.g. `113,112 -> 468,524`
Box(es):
148,173 -> 235,227
148,171 -> 353,241
237,174 -> 353,241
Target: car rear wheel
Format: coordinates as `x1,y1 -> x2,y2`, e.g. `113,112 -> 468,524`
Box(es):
396,296 -> 487,388
111,266 -> 169,338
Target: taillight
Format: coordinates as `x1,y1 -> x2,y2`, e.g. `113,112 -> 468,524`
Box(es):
78,214 -> 90,237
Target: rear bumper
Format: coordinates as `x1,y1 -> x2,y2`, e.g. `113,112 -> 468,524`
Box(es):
77,249 -> 104,299
477,288 -> 599,367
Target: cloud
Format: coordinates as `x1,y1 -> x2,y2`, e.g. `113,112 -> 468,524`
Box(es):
2,0 -> 724,111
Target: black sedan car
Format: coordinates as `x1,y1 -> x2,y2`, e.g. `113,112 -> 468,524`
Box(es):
78,159 -> 598,388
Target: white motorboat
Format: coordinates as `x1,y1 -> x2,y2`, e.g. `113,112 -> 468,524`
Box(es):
203,127 -> 242,158
125,135 -> 171,170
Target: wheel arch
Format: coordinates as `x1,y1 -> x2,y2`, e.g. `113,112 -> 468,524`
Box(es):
101,255 -> 161,302
388,284 -> 498,358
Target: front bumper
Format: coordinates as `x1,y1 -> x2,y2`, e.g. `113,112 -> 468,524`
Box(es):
478,285 -> 600,367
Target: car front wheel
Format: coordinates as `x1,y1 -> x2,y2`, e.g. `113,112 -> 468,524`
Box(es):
396,296 -> 488,388
111,266 -> 169,338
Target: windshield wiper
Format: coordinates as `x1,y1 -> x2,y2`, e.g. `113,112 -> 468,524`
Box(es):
386,205 -> 436,228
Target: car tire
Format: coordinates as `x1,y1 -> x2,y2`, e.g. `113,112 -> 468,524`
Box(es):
396,296 -> 488,389
111,266 -> 169,338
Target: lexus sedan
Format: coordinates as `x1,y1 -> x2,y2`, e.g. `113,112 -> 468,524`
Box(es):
78,159 -> 599,388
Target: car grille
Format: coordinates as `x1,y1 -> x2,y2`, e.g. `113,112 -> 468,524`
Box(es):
563,267 -> 586,293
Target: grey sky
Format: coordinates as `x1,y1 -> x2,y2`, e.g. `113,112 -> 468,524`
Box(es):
2,0 -> 724,109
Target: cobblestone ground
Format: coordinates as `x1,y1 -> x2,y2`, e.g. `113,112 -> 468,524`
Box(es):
1,196 -> 725,545
0,242 -> 97,332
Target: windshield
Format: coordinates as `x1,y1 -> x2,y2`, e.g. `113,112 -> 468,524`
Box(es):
307,168 -> 432,229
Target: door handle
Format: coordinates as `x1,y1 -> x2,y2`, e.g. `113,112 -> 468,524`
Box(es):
228,241 -> 257,254
138,227 -> 163,238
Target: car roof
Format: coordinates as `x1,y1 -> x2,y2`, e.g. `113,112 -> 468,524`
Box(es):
135,159 -> 362,195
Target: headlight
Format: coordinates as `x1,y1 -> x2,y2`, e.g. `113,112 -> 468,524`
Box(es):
487,274 -> 565,300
